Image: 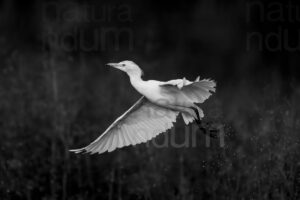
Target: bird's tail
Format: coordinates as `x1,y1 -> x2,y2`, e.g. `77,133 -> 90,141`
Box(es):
182,113 -> 194,125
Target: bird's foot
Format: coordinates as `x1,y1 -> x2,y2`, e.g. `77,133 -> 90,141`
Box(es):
201,122 -> 220,139
207,128 -> 219,138
195,117 -> 220,139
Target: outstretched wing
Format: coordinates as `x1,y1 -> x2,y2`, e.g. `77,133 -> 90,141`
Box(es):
70,97 -> 179,154
160,77 -> 215,124
160,77 -> 216,104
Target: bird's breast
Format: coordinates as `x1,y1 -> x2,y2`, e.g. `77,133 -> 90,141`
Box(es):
132,80 -> 165,104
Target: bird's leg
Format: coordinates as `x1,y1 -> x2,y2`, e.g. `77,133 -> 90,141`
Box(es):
191,108 -> 218,138
204,122 -> 219,138
163,104 -> 218,138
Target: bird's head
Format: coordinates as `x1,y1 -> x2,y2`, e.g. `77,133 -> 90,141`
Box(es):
107,60 -> 143,77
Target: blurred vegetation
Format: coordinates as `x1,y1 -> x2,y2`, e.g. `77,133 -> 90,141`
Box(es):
0,0 -> 300,199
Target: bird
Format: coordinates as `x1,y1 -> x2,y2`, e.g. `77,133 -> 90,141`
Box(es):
70,60 -> 217,154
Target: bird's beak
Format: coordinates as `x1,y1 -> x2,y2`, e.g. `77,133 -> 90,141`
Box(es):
107,63 -> 123,71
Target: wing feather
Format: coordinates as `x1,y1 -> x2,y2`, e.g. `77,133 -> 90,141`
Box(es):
70,97 -> 179,154
102,133 -> 114,153
119,128 -> 128,146
123,126 -> 135,145
108,132 -> 117,152
140,121 -> 151,139
113,131 -> 120,151
132,125 -> 143,144
117,132 -> 122,148
159,77 -> 216,104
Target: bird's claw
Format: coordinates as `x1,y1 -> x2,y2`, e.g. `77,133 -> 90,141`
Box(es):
207,128 -> 219,138
202,122 -> 220,139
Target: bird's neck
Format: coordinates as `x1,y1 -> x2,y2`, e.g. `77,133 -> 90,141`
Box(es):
129,74 -> 145,92
129,74 -> 143,84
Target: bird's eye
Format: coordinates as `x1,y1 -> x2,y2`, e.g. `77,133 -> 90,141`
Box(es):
122,64 -> 125,67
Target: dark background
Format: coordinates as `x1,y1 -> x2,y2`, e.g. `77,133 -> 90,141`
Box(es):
0,0 -> 300,199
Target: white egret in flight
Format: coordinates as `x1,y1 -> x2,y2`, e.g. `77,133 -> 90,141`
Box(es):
70,61 -> 217,154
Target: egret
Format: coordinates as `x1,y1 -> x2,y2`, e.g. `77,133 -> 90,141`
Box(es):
70,61 -> 217,154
